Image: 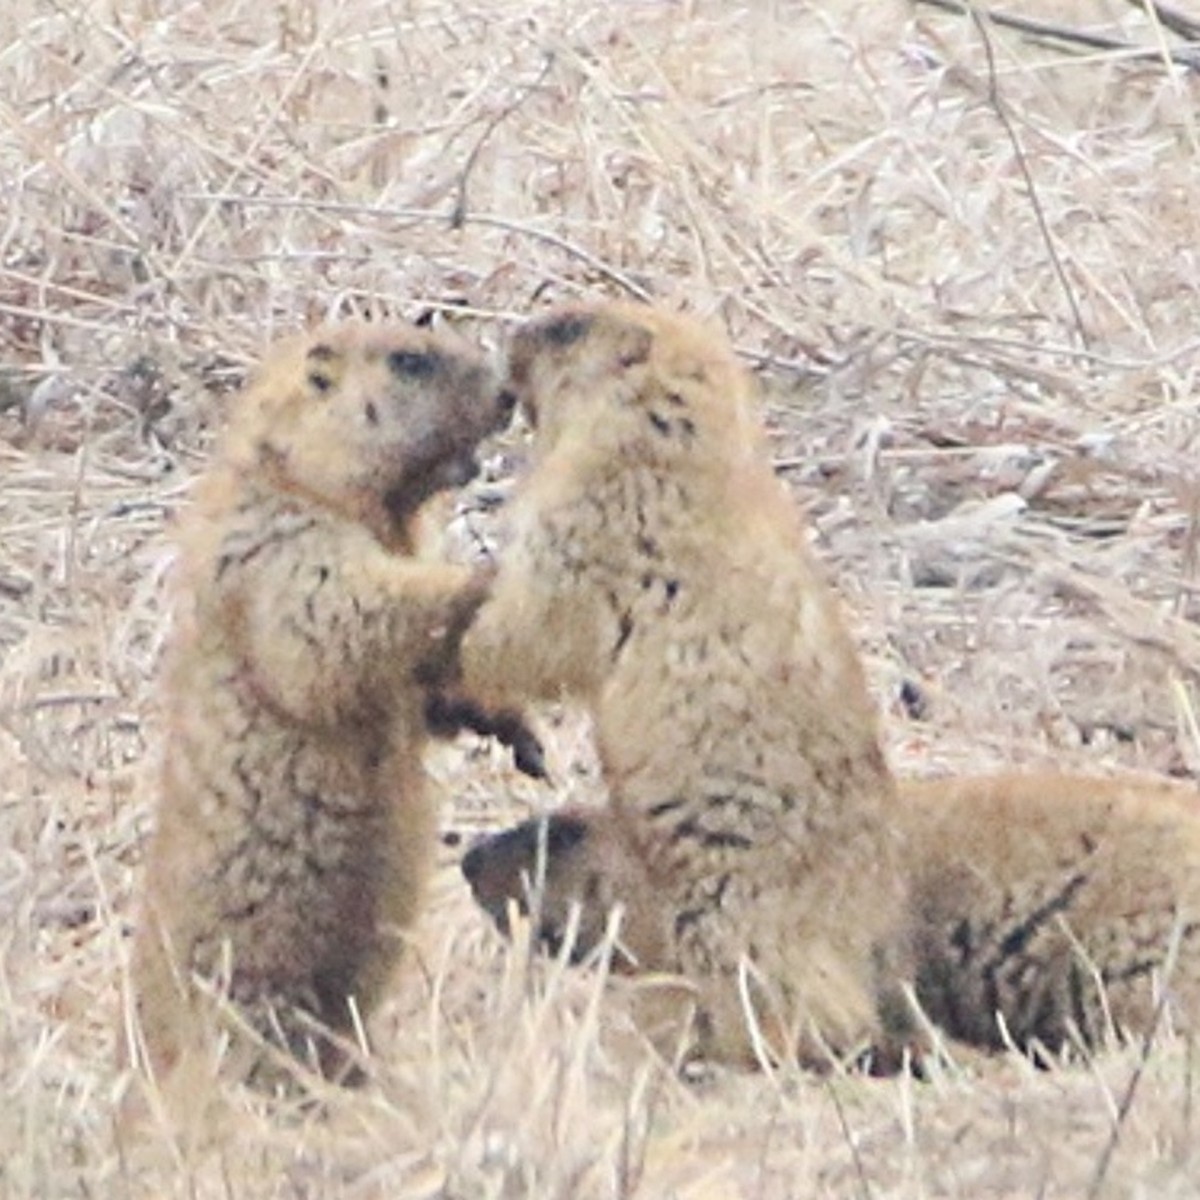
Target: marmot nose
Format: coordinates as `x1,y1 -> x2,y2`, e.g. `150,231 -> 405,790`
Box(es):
495,388 -> 518,417
461,842 -> 482,884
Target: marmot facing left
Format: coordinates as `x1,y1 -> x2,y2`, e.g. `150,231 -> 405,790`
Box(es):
463,771 -> 1200,1059
127,320 -> 527,1094
458,302 -> 915,1069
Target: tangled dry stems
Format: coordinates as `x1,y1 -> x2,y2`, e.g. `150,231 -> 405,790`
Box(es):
1,0 -> 1199,1195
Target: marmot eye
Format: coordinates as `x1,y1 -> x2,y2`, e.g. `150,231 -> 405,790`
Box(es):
546,815 -> 589,855
305,343 -> 336,395
539,315 -> 592,348
387,349 -> 439,379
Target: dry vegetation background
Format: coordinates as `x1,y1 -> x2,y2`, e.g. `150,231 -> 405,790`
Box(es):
2,0 -> 1200,1196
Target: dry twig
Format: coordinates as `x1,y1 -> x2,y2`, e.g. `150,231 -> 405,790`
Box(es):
915,0 -> 1200,68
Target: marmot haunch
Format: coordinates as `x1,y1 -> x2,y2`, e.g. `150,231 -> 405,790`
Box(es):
457,302 -> 916,1069
463,772 -> 1200,1060
126,319 -> 536,1094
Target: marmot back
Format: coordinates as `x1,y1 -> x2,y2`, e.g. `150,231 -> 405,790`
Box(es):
125,319 -> 524,1107
905,771 -> 1200,1054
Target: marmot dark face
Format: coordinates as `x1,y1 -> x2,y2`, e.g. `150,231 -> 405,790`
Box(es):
462,812 -> 664,972
504,306 -> 651,444
462,814 -> 593,954
246,321 -> 518,534
503,303 -> 756,472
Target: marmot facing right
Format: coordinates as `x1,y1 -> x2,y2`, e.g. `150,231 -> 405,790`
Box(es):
463,772 -> 1200,1059
458,302 -> 916,1069
127,320 -> 529,1098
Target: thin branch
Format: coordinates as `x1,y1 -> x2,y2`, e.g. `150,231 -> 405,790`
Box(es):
823,1076 -> 875,1200
968,4 -> 1091,349
451,52 -> 556,229
176,192 -> 654,301
914,0 -> 1200,69
1085,916 -> 1185,1198
918,0 -> 1137,53
1125,0 -> 1200,43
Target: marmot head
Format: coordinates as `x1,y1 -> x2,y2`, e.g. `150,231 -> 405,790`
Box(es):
230,320 -> 516,538
461,808 -> 667,972
503,302 -> 761,470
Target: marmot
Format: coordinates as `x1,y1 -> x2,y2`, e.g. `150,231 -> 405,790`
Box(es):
126,319 -> 536,1094
462,771 -> 1200,1059
457,302 -> 915,1069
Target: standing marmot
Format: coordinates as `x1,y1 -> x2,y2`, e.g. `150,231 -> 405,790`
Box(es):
457,302 -> 916,1069
462,771 -> 1200,1059
126,320 -> 533,1096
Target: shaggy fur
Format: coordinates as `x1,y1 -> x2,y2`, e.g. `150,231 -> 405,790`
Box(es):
464,771 -> 1200,1058
459,302 -> 914,1068
128,320 -> 528,1095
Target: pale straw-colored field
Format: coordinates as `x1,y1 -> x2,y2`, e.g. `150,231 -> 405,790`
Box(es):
2,1 -> 1199,1195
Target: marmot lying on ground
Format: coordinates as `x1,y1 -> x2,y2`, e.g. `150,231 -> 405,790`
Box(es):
464,768 -> 1200,1060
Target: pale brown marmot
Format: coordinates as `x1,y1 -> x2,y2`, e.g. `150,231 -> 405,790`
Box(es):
456,302 -> 915,1068
126,319 -> 535,1097
463,770 -> 1200,1060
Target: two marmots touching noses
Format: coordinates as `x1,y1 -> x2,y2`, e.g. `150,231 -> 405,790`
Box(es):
124,302 -> 1200,1112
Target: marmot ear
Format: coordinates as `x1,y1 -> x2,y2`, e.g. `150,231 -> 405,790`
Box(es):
538,313 -> 594,348
615,324 -> 653,370
306,341 -> 337,396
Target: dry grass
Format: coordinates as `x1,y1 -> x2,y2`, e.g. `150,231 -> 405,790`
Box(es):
2,0 -> 1200,1195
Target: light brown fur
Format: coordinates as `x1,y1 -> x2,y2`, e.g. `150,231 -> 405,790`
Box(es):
127,320 -> 521,1094
464,772 -> 1200,1059
458,302 -> 915,1068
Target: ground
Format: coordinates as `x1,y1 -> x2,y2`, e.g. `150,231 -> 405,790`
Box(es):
2,0 -> 1199,1196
